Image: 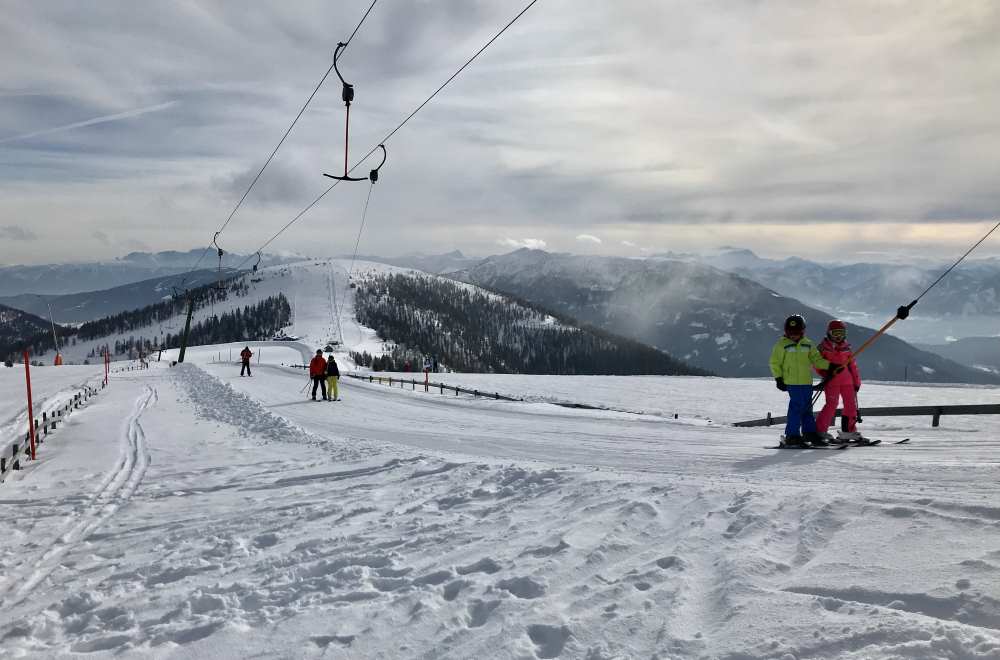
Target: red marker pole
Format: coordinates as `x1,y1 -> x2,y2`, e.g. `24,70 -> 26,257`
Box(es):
23,350 -> 36,461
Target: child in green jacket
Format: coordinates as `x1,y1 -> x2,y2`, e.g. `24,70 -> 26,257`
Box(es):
768,314 -> 830,446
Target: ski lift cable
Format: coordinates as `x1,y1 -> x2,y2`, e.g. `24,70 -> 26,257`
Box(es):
344,181 -> 376,286
810,218 -> 1000,404
911,219 -> 1000,305
233,0 -> 542,269
178,0 -> 380,286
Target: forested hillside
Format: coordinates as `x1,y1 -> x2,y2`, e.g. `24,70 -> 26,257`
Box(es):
352,273 -> 706,375
82,295 -> 292,360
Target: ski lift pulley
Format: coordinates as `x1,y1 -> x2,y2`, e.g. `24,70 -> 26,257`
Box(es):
368,144 -> 386,183
212,232 -> 226,291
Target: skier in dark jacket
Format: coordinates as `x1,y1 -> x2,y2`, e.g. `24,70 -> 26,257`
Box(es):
309,350 -> 328,400
326,355 -> 341,401
240,346 -> 253,377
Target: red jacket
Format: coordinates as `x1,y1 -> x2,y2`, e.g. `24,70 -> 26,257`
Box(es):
815,338 -> 861,388
309,355 -> 327,377
240,348 -> 252,361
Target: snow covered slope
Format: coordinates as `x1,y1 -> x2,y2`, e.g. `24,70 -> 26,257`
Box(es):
1,357 -> 999,658
31,259 -> 390,366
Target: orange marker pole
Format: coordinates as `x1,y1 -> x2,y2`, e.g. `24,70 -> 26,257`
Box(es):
23,350 -> 36,461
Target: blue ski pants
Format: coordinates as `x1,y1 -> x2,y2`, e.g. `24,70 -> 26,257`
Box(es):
785,385 -> 817,437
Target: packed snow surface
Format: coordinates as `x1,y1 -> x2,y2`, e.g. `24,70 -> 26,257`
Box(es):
1,358 -> 999,659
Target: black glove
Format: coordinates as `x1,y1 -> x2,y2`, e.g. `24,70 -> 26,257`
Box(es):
775,377 -> 786,391
854,385 -> 860,392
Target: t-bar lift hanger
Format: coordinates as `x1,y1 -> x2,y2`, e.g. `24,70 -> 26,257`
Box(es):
323,42 -> 387,183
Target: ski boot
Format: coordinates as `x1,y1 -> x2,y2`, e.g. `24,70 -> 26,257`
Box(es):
804,432 -> 829,447
837,431 -> 862,443
781,435 -> 808,448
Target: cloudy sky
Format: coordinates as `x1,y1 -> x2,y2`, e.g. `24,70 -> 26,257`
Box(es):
2,0 -> 1000,266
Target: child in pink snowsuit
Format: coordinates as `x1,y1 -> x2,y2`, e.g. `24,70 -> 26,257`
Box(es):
815,319 -> 862,439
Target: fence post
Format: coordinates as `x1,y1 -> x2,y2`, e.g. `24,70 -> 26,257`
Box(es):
424,371 -> 429,393
440,383 -> 444,395
932,409 -> 941,427
474,389 -> 479,398
23,350 -> 36,461
411,379 -> 415,390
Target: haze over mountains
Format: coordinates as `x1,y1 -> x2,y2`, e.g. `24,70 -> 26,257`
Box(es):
2,247 -> 997,383
0,249 -> 299,297
672,247 -> 1000,344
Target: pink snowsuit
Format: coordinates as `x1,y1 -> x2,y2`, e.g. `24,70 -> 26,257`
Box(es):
815,337 -> 862,433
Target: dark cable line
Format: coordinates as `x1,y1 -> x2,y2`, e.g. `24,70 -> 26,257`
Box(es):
180,0 -> 379,285
346,182 -> 375,282
235,0 -> 541,269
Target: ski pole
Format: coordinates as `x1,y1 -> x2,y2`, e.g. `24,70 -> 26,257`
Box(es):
855,390 -> 863,425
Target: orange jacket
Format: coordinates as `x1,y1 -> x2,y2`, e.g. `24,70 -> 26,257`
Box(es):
309,355 -> 327,377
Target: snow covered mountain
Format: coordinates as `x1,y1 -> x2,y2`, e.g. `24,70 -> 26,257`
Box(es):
689,248 -> 1000,336
0,304 -> 60,362
919,336 -> 1000,375
349,250 -> 478,274
455,249 -> 999,384
352,271 -> 704,375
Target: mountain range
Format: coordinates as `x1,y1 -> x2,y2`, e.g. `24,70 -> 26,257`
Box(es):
454,249 -> 997,384
0,269 -> 227,324
681,248 -> 1000,321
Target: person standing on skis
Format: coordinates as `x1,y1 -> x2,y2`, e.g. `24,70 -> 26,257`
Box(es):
309,349 -> 328,401
815,320 -> 862,442
326,354 -> 341,401
769,314 -> 830,447
240,346 -> 253,377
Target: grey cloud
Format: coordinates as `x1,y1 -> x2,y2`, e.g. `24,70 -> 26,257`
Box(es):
2,1 -> 1000,264
0,225 -> 38,241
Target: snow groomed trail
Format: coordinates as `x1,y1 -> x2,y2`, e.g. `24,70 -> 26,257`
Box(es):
0,363 -> 998,659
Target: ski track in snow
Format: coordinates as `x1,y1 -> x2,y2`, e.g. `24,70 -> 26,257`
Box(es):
0,364 -> 998,658
0,384 -> 155,608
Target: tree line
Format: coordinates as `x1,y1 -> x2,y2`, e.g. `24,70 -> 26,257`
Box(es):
352,273 -> 706,375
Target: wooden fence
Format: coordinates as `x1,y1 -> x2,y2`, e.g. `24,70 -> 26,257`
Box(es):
343,372 -> 522,401
734,404 -> 1000,428
1,382 -> 105,480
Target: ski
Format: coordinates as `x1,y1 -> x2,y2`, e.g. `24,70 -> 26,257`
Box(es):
849,437 -> 911,446
767,443 -> 849,450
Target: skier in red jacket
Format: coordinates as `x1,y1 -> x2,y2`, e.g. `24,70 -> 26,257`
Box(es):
240,346 -> 253,377
309,350 -> 328,400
